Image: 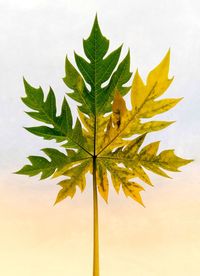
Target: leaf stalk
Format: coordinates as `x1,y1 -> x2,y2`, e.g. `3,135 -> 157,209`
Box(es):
93,156 -> 99,276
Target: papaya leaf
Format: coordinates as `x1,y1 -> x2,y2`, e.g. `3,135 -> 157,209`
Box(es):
16,15 -> 193,276
17,15 -> 192,206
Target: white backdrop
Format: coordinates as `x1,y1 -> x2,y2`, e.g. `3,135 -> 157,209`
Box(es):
0,1 -> 200,275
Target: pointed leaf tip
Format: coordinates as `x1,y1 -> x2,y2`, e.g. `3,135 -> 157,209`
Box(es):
92,14 -> 100,31
95,13 -> 98,22
166,48 -> 170,58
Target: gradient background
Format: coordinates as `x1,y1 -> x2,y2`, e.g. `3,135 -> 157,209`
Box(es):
0,0 -> 200,275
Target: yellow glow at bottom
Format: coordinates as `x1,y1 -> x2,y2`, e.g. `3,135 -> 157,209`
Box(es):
0,166 -> 199,275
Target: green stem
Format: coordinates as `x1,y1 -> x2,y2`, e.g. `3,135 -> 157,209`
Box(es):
93,156 -> 99,276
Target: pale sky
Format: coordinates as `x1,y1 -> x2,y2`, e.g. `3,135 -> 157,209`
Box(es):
0,0 -> 200,275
